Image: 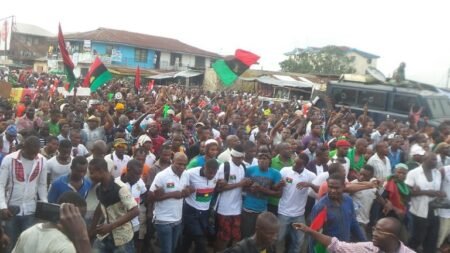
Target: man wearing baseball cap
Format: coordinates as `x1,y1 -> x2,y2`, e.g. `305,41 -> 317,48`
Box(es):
2,124 -> 18,155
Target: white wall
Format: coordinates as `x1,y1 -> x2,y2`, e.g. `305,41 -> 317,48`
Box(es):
347,51 -> 378,75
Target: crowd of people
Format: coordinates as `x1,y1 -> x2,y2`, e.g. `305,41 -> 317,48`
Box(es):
0,71 -> 448,253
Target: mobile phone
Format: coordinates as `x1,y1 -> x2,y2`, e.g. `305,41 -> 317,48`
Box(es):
35,201 -> 60,222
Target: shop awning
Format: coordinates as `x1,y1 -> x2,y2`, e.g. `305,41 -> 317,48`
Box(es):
174,70 -> 203,78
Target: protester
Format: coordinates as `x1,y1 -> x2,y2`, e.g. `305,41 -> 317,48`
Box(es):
293,217 -> 415,253
48,156 -> 91,203
12,192 -> 91,253
222,212 -> 279,253
0,136 -> 47,250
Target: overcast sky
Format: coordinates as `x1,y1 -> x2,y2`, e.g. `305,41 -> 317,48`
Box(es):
2,0 -> 450,86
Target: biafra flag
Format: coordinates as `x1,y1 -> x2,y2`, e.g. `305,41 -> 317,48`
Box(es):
310,207 -> 328,253
195,188 -> 214,202
212,49 -> 260,87
58,24 -> 76,92
83,57 -> 112,92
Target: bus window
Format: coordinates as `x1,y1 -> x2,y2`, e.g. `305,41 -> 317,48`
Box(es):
357,90 -> 386,110
331,88 -> 357,105
426,98 -> 445,118
392,95 -> 418,114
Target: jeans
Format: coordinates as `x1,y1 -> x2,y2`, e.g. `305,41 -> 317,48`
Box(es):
155,221 -> 182,253
277,214 -> 305,253
5,214 -> 35,252
181,204 -> 209,253
92,235 -> 135,253
240,210 -> 260,239
408,211 -> 439,253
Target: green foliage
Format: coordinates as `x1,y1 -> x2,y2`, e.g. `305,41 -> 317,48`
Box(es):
280,46 -> 356,75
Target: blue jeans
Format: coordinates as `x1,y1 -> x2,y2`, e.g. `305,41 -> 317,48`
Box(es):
277,214 -> 305,253
5,214 -> 35,252
92,235 -> 135,253
154,221 -> 182,253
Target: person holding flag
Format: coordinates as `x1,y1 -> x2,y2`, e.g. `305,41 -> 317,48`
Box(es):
57,24 -> 76,92
308,173 -> 366,253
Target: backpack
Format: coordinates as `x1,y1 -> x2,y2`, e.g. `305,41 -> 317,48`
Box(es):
208,161 -> 246,239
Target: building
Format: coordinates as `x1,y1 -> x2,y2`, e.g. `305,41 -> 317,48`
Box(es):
54,27 -> 221,79
0,21 -> 54,72
285,46 -> 380,75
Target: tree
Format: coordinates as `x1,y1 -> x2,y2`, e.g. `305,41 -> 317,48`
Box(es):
279,46 -> 356,75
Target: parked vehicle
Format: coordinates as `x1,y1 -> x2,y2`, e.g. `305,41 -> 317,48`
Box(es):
326,80 -> 450,127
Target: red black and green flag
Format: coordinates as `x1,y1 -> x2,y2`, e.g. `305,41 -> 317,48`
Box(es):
58,24 -> 76,92
311,207 -> 328,253
195,188 -> 214,202
212,49 -> 260,87
82,57 -> 112,92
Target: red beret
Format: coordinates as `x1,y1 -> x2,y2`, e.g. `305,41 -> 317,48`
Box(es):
336,139 -> 351,148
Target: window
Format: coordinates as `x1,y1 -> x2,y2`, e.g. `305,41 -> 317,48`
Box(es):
367,59 -> 372,64
392,95 -> 418,113
170,53 -> 182,66
195,56 -> 205,68
356,90 -> 386,110
135,48 -> 148,63
106,46 -> 113,55
426,98 -> 446,118
331,88 -> 357,105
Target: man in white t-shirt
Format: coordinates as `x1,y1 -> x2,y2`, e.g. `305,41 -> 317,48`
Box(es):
116,159 -> 147,252
182,159 -> 221,253
277,156 -> 316,253
214,146 -> 252,252
405,152 -> 444,253
47,140 -> 72,184
150,153 -> 191,253
367,141 -> 391,180
350,165 -> 377,238
438,165 -> 450,251
69,131 -> 89,157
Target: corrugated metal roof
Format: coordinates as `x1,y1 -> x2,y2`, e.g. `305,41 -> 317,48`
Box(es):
15,23 -> 54,37
257,75 -> 313,89
64,28 -> 221,59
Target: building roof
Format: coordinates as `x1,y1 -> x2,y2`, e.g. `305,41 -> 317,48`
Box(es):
285,46 -> 379,59
14,23 -> 54,37
64,27 -> 221,59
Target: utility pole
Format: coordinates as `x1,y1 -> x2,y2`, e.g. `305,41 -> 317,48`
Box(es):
0,15 -> 15,63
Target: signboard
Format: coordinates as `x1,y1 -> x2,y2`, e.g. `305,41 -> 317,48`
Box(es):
83,40 -> 91,51
0,81 -> 12,98
47,59 -> 58,69
99,55 -> 111,65
0,18 -> 13,51
111,49 -> 122,62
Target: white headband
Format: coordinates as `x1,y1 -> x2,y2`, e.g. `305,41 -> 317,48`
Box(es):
230,149 -> 245,158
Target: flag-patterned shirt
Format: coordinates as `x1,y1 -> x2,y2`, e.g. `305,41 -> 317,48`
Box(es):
185,166 -> 219,211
